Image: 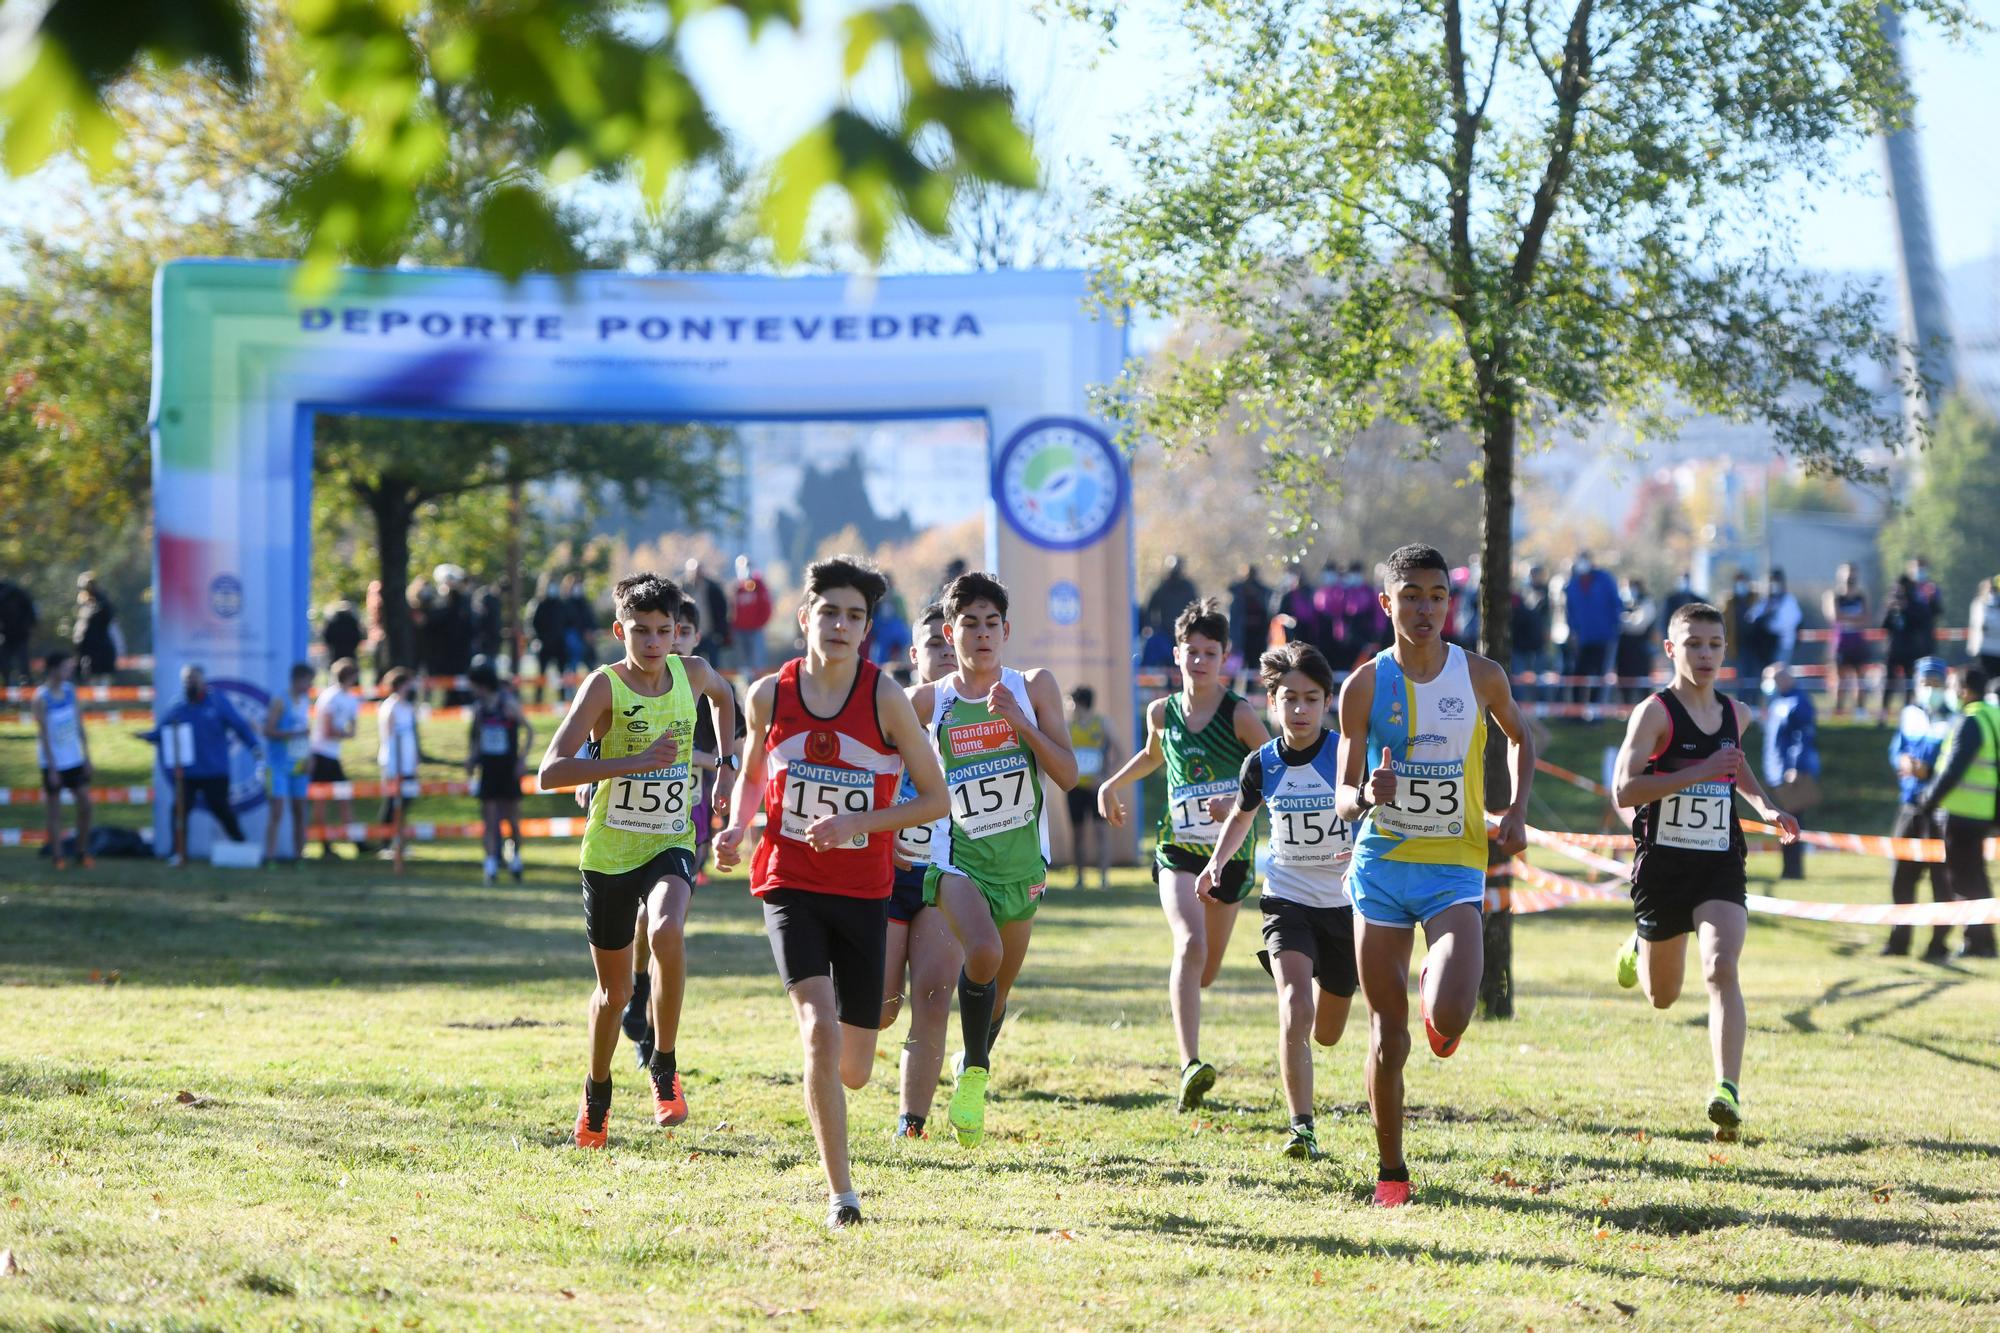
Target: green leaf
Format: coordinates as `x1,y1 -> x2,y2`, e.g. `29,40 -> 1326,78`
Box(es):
763,123 -> 838,263
476,184 -> 577,279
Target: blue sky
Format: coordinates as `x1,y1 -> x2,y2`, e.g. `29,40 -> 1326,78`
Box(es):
678,0 -> 2000,277
1,1 -> 1992,278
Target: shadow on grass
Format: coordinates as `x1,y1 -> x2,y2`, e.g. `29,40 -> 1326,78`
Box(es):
1087,1205 -> 1991,1302
0,863 -> 789,990
1781,973 -> 1966,1035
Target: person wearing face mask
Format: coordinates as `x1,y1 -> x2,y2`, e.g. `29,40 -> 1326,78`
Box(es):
1760,665 -> 1820,880
1885,658 -> 1957,958
1661,571 -> 1700,625
1340,561 -> 1388,666
1757,571 -> 1802,667
1562,553 -> 1623,716
1914,663 -> 2000,960
147,663 -> 261,861
1724,572 -> 1761,703
1966,577 -> 2000,683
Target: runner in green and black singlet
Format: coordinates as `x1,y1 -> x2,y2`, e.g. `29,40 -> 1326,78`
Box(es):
1098,598 -> 1270,1112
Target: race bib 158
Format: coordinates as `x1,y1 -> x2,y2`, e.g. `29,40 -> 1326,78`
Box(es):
605,765 -> 693,837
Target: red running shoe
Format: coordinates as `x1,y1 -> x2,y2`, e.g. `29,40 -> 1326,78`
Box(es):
1373,1179 -> 1413,1208
574,1093 -> 608,1149
652,1070 -> 688,1128
1419,961 -> 1459,1058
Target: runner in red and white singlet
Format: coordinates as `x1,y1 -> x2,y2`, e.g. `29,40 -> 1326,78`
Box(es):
717,556 -> 947,1230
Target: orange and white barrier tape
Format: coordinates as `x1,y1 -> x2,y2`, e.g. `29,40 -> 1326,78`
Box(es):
0,784 -> 154,807
2,708 -> 154,728
0,774 -> 585,807
1,684 -> 155,704
1489,852 -> 2000,926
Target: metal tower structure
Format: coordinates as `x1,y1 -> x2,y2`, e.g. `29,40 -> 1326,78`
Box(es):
1879,4 -> 1959,436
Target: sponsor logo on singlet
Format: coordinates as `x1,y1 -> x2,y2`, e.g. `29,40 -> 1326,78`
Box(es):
1438,696 -> 1466,717
949,719 -> 1017,758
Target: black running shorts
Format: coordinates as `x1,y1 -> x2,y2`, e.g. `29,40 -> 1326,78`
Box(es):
475,758 -> 521,803
1629,851 -> 1747,942
579,845 -> 698,950
308,754 -> 346,783
40,765 -> 87,794
887,864 -> 928,925
760,888 -> 889,1026
1154,842 -> 1251,904
1259,895 -> 1359,997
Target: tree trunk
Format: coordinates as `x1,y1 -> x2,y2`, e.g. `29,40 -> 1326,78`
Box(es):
505,478 -> 524,668
368,488 -> 419,671
1478,401 -> 1518,1019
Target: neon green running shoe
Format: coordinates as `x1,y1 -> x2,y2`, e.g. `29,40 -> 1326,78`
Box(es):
1178,1060 -> 1217,1113
1707,1081 -> 1742,1141
1283,1123 -> 1321,1161
1615,933 -> 1640,990
949,1065 -> 989,1147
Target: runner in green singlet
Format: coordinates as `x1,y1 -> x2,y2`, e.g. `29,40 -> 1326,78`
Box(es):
1098,598 -> 1269,1110
911,571 -> 1077,1147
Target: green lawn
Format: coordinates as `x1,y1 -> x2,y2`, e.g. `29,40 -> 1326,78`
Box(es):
3,838 -> 1998,1327
4,706 -> 1997,1327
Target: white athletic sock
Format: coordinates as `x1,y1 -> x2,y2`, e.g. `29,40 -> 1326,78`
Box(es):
832,1190 -> 859,1209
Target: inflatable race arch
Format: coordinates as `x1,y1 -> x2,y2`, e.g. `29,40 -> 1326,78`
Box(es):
150,260 -> 1132,853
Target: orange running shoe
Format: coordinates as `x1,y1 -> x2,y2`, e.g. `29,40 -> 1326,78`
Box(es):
1373,1179 -> 1413,1208
79,855 -> 96,869
574,1092 -> 609,1149
1419,961 -> 1459,1058
651,1070 -> 688,1128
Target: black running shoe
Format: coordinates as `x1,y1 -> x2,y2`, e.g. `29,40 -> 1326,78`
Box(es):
634,1029 -> 655,1071
827,1203 -> 863,1229
620,978 -> 651,1043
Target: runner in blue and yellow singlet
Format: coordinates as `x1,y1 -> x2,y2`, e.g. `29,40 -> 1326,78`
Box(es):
1334,544 -> 1534,1208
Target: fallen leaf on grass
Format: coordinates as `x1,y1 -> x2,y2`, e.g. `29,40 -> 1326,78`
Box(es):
387,1236 -> 397,1245
1593,1228 -> 1611,1240
1631,1130 -> 1648,1143
559,1289 -> 575,1300
1048,1229 -> 1078,1242
1311,1271 -> 1323,1286
150,1193 -> 164,1204
0,1249 -> 18,1276
1707,1153 -> 1729,1165
1871,1186 -> 1894,1203
1735,1294 -> 1748,1307
1613,1300 -> 1637,1316
6,1198 -> 21,1210
173,1090 -> 210,1108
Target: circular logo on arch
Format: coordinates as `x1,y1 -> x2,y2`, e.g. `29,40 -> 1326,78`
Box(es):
209,677 -> 271,816
1048,581 -> 1083,626
993,417 -> 1126,552
209,574 -> 245,620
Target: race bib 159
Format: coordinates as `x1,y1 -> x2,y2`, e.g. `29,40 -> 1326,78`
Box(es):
780,762 -> 873,848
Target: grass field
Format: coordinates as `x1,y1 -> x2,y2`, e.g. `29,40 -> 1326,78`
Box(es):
3,711 -> 1998,1328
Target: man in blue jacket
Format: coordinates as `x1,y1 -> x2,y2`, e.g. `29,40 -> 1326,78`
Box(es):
1563,553 -> 1623,716
1886,657 -> 1955,958
1761,665 -> 1819,880
149,664 -> 262,856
